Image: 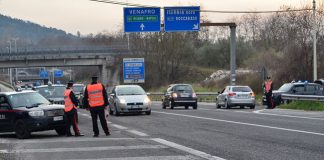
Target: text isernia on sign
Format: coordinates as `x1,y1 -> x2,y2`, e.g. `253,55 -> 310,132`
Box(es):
164,6 -> 200,32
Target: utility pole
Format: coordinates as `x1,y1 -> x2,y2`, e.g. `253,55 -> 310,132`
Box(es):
12,38 -> 19,53
313,0 -> 317,81
7,40 -> 12,54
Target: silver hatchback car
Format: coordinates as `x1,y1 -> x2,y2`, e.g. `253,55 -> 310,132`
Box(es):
108,85 -> 152,116
216,85 -> 256,109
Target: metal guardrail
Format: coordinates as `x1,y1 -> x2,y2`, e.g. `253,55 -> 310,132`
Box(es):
281,94 -> 324,102
149,92 -> 219,102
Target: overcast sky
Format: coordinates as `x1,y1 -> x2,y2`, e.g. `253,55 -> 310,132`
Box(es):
0,0 -> 314,35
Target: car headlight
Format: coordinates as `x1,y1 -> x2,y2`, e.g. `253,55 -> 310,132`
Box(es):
144,97 -> 151,104
119,99 -> 126,104
28,110 -> 44,117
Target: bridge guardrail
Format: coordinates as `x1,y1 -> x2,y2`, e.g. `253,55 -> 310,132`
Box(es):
149,92 -> 219,103
281,94 -> 324,102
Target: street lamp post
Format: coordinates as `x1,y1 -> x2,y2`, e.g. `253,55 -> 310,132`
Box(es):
313,0 -> 317,81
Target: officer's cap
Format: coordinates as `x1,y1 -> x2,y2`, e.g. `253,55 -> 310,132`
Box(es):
67,80 -> 74,84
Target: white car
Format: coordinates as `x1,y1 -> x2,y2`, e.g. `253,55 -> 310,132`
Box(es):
108,85 -> 151,116
216,85 -> 256,109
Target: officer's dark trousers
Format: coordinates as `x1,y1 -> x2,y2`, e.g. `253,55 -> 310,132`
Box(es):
90,109 -> 110,135
265,92 -> 273,109
65,109 -> 80,135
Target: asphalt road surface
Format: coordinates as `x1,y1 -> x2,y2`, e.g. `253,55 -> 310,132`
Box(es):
1,102 -> 324,160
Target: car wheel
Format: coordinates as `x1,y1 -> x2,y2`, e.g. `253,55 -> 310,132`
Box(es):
192,103 -> 197,110
216,101 -> 221,109
109,108 -> 114,115
15,120 -> 30,139
225,100 -> 230,109
55,127 -> 66,136
185,106 -> 189,109
162,102 -> 166,109
250,105 -> 255,109
169,101 -> 174,109
145,110 -> 151,115
240,106 -> 244,109
114,105 -> 120,116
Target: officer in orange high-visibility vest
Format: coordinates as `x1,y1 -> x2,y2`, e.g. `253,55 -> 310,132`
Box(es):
263,76 -> 274,109
83,75 -> 110,137
64,80 -> 84,137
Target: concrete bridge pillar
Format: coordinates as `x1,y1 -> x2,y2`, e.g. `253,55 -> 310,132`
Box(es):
99,63 -> 108,86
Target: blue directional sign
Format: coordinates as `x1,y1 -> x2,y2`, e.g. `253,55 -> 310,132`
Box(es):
123,58 -> 145,83
164,6 -> 200,32
124,7 -> 161,32
39,70 -> 49,78
54,70 -> 63,78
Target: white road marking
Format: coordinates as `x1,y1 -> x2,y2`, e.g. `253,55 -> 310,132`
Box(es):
127,130 -> 149,137
253,109 -> 266,114
111,124 -> 128,130
153,111 -> 324,136
152,138 -> 226,160
67,155 -> 198,160
0,138 -> 137,144
0,145 -> 167,153
255,112 -> 324,121
194,108 -> 324,121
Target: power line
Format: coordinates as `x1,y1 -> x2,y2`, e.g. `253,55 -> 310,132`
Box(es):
89,0 -> 312,14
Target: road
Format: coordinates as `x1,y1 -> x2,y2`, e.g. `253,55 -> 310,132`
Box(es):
1,102 -> 324,160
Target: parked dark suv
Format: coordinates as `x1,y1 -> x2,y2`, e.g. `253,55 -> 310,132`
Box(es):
162,84 -> 197,109
262,82 -> 324,105
0,91 -> 66,139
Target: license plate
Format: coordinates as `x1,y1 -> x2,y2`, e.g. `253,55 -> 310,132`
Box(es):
180,93 -> 189,97
131,105 -> 138,108
53,116 -> 63,121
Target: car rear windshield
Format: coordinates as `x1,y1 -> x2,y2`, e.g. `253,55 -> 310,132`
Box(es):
8,92 -> 50,108
232,87 -> 252,92
34,86 -> 66,98
117,86 -> 146,96
278,83 -> 293,92
73,85 -> 84,92
174,85 -> 193,92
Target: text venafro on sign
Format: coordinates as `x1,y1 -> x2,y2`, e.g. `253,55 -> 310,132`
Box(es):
124,8 -> 161,32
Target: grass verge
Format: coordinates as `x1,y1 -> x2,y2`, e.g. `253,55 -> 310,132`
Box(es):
279,101 -> 324,111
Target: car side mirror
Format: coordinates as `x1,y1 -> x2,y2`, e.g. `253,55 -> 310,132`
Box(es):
49,99 -> 54,104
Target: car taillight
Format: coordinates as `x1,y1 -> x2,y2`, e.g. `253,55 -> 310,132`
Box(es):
192,93 -> 197,97
250,92 -> 256,97
172,93 -> 178,98
228,92 -> 236,96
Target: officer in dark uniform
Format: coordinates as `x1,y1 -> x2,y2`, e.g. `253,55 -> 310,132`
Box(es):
83,75 -> 110,137
64,80 -> 84,137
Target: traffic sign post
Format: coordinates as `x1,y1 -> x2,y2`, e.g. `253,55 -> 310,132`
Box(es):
164,6 -> 200,32
39,70 -> 49,78
54,70 -> 63,78
124,7 -> 161,32
123,58 -> 145,83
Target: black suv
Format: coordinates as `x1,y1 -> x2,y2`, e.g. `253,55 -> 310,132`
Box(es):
263,82 -> 324,105
33,84 -> 66,105
0,91 -> 66,139
162,84 -> 198,109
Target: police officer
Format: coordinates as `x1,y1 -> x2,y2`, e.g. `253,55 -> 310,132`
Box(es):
64,80 -> 84,137
83,75 -> 110,137
263,76 -> 274,109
